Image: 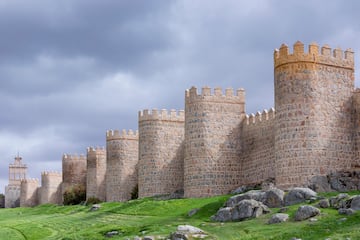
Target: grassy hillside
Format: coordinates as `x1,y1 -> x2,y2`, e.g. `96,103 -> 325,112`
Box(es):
0,192 -> 360,240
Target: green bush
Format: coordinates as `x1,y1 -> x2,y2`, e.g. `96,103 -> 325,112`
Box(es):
63,185 -> 86,205
86,197 -> 102,205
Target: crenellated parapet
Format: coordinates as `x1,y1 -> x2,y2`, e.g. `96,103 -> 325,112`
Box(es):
106,129 -> 138,141
20,178 -> 39,184
244,108 -> 275,125
62,153 -> 86,161
138,109 -> 184,122
185,86 -> 245,104
41,171 -> 62,177
274,41 -> 354,69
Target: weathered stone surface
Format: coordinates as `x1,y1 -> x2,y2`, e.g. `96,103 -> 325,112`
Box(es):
230,186 -> 248,195
268,213 -> 289,224
187,208 -> 199,217
350,195 -> 360,210
263,188 -> 284,207
318,199 -> 330,208
308,176 -> 331,192
86,147 -> 106,202
294,205 -> 320,221
105,231 -> 119,238
212,199 -> 270,222
329,193 -> 350,209
170,225 -> 206,240
225,190 -> 265,207
170,232 -> 188,240
329,171 -> 360,192
177,225 -> 204,234
90,204 -> 101,211
284,188 -> 317,206
338,208 -> 355,215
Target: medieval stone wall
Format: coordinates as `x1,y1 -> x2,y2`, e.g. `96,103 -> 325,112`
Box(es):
184,87 -> 245,197
5,185 -> 20,208
39,171 -> 62,205
353,90 -> 360,169
86,147 -> 106,201
20,178 -> 39,207
274,42 -> 355,189
62,154 -> 87,194
106,130 -> 138,202
138,109 -> 185,198
240,109 -> 276,185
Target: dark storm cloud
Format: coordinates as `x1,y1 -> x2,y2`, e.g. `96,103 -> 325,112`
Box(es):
1,0 -> 360,191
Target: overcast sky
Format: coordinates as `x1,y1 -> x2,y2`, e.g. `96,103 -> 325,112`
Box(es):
1,0 -> 360,193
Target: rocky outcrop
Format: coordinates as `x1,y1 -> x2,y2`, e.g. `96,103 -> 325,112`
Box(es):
294,205 -> 320,221
284,188 -> 317,206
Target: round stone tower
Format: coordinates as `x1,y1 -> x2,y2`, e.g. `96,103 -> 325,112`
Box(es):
106,129 -> 138,202
138,109 -> 185,198
184,86 -> 245,197
274,41 -> 355,189
86,146 -> 106,201
40,171 -> 62,205
62,154 -> 87,194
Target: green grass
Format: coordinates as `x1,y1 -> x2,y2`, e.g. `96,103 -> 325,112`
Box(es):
0,192 -> 360,239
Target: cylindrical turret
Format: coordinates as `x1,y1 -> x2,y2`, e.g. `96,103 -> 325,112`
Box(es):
274,41 -> 355,188
106,129 -> 138,202
184,86 -> 245,197
86,146 -> 106,201
39,171 -> 62,205
138,109 -> 185,198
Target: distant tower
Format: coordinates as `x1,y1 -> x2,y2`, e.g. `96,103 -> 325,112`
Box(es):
5,154 -> 28,208
184,87 -> 245,197
106,130 -> 138,202
20,178 -> 39,207
138,109 -> 185,198
39,171 -> 62,205
86,147 -> 106,201
274,41 -> 355,188
62,154 -> 87,196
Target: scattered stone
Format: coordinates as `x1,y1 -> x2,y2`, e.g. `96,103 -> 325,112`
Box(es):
225,190 -> 265,207
90,204 -> 101,211
263,188 -> 284,208
170,232 -> 188,240
105,231 -> 119,238
294,205 -> 320,221
143,236 -> 155,240
284,188 -> 317,206
188,208 -> 199,217
170,225 -> 206,240
177,225 -> 204,234
268,213 -> 289,224
307,197 -> 317,204
329,171 -> 360,192
309,175 -> 331,192
329,193 -> 349,209
308,218 -> 318,222
318,199 -> 330,208
350,195 -> 360,210
338,208 -> 355,215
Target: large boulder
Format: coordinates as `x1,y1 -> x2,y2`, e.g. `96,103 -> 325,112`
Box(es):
170,225 -> 206,240
263,188 -> 284,208
309,176 -> 331,192
284,188 -> 317,206
294,205 -> 320,221
225,190 -> 265,207
329,193 -> 350,209
338,208 -> 355,215
212,199 -> 270,222
350,195 -> 360,210
268,213 -> 289,224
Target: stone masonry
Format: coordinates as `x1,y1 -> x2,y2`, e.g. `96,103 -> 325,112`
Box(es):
106,130 -> 138,202
20,178 -> 39,207
39,171 -> 62,205
62,154 -> 87,194
5,155 -> 27,208
86,146 -> 106,201
138,109 -> 185,198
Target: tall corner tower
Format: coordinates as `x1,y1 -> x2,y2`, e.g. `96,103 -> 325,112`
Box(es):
5,155 -> 28,208
86,146 -> 106,201
184,86 -> 245,197
274,41 -> 355,189
106,129 -> 138,202
138,109 -> 185,198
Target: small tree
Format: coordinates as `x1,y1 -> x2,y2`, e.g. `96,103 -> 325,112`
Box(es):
63,185 -> 86,205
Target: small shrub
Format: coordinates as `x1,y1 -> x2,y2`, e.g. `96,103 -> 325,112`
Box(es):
63,185 -> 86,205
86,197 -> 102,205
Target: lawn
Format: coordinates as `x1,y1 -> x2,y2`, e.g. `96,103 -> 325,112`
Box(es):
0,192 -> 359,239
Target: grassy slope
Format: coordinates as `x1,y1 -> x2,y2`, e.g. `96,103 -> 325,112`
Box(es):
0,192 -> 359,240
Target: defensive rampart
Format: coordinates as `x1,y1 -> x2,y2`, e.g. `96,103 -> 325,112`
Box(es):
20,178 -> 39,207
62,154 -> 87,194
39,171 -> 62,205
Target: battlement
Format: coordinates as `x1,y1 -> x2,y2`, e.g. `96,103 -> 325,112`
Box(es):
274,41 -> 354,69
185,86 -> 245,103
62,154 -> 86,161
106,129 -> 139,141
20,178 -> 39,183
245,108 -> 275,125
41,171 -> 62,177
87,146 -> 106,153
138,109 -> 185,122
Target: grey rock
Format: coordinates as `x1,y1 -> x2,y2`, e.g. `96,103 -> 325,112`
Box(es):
177,225 -> 204,234
170,232 -> 188,240
318,199 -> 330,208
263,188 -> 284,208
350,195 -> 360,210
143,236 -> 155,240
309,175 -> 331,192
231,186 -> 249,195
338,208 -> 355,215
329,193 -> 350,209
294,205 -> 320,221
329,171 -> 360,192
308,218 -> 318,222
90,204 -> 101,211
211,207 -> 232,222
133,237 -> 141,240
188,208 -> 199,217
284,188 -> 317,206
268,213 -> 289,224
225,190 -> 265,207
291,238 -> 302,240
105,231 -> 119,238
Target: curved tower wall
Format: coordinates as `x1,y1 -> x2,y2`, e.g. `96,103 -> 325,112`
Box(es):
274,42 -> 355,189
106,130 -> 138,202
62,154 -> 87,194
184,87 -> 245,197
86,146 -> 106,201
352,90 -> 360,169
138,109 -> 185,198
39,171 -> 62,205
20,179 -> 39,207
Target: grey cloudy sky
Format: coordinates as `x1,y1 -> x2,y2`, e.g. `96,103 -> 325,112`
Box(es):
1,0 -> 360,192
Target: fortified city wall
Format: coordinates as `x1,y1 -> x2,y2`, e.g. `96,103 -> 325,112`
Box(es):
240,109 -> 276,186
184,87 -> 245,197
86,146 -> 106,201
39,171 -> 62,205
353,89 -> 360,169
20,178 -> 39,207
106,129 -> 138,202
138,109 -> 185,198
62,154 -> 87,194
